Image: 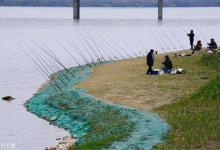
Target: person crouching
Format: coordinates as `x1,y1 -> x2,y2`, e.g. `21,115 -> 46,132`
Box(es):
192,40 -> 202,54
207,38 -> 218,51
161,55 -> 173,74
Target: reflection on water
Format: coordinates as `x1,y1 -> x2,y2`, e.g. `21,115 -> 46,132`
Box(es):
0,7 -> 220,150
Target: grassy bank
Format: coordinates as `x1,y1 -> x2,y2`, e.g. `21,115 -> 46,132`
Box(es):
71,107 -> 133,150
155,53 -> 220,149
77,51 -> 219,110
77,51 -> 220,149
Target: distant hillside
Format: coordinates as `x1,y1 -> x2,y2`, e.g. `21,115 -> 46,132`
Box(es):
1,0 -> 220,7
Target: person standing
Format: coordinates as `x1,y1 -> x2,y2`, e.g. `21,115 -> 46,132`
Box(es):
146,49 -> 154,75
187,30 -> 195,50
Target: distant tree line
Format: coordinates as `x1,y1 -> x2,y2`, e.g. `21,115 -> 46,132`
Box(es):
0,0 -> 220,7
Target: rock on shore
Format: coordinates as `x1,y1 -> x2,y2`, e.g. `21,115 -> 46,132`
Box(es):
45,136 -> 76,150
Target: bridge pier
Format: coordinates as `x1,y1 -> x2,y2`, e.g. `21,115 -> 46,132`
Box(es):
158,0 -> 163,20
73,0 -> 163,20
73,0 -> 80,19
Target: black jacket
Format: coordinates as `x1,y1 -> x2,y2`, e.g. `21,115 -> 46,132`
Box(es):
187,32 -> 195,41
162,59 -> 173,69
208,41 -> 217,49
147,52 -> 154,66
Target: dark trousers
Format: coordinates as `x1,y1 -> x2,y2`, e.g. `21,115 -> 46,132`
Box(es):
146,65 -> 153,75
190,40 -> 194,50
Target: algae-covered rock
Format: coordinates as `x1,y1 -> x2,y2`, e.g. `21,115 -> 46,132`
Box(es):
49,116 -> 58,122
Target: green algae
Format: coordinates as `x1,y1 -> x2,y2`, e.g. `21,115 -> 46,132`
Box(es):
25,65 -> 169,150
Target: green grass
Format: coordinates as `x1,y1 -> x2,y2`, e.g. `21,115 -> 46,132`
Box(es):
155,53 -> 220,149
200,53 -> 220,71
70,108 -> 133,150
47,90 -> 134,150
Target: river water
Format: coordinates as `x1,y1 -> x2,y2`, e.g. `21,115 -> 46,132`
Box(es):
0,7 -> 220,150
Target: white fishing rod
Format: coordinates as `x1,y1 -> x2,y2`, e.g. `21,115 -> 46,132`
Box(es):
63,34 -> 90,65
79,32 -> 102,64
24,49 -> 62,92
31,40 -> 74,79
161,29 -> 179,51
55,39 -> 84,70
167,25 -> 186,51
86,32 -> 107,62
149,30 -> 167,54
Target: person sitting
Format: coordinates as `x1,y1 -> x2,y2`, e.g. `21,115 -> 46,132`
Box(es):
207,38 -> 217,51
161,55 -> 173,74
192,40 -> 202,54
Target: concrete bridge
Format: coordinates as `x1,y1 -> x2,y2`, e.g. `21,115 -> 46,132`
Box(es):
73,0 -> 163,20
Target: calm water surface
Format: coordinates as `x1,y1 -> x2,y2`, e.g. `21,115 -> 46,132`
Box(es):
0,7 -> 220,150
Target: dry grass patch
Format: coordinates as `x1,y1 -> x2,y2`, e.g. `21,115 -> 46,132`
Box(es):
76,50 -> 218,110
